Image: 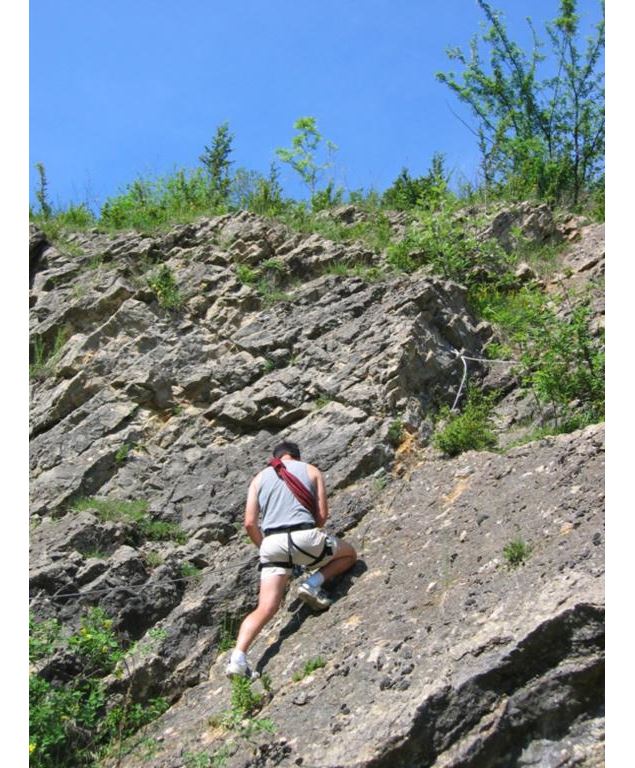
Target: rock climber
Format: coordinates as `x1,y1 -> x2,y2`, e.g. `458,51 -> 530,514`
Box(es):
225,440 -> 357,679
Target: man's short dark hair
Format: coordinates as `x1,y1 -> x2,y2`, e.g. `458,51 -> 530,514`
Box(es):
273,441 -> 301,460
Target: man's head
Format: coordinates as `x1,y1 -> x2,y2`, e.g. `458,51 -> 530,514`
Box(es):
272,440 -> 301,460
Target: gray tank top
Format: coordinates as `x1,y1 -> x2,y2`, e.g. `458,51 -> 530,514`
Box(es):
257,460 -> 316,531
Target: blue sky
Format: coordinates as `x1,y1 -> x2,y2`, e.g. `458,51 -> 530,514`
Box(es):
29,0 -> 604,211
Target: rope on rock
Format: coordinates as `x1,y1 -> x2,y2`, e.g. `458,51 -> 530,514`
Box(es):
29,557 -> 258,605
450,349 -> 519,411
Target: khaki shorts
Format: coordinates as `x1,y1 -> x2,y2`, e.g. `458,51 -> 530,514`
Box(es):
259,528 -> 341,579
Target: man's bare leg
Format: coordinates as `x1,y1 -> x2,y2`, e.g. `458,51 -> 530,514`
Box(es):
235,573 -> 290,654
319,540 -> 357,583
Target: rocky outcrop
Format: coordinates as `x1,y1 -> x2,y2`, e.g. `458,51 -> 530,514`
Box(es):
29,208 -> 605,767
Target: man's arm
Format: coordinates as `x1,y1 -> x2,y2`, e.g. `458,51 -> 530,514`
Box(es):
308,465 -> 329,528
244,474 -> 263,547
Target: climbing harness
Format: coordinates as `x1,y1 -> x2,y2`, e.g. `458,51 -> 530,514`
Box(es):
258,524 -> 333,572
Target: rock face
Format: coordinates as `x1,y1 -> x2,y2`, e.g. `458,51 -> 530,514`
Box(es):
29,209 -> 605,767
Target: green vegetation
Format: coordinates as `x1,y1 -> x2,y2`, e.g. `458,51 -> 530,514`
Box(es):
30,328 -> 68,381
183,748 -> 233,768
387,418 -> 405,448
292,656 -> 326,682
200,122 -> 234,204
433,391 -> 498,457
70,497 -> 188,545
144,550 -> 165,569
180,562 -> 202,581
437,0 -> 604,208
34,162 -> 53,219
148,264 -> 183,310
472,286 -> 604,431
386,200 -> 512,285
276,116 -> 339,204
217,614 -> 241,652
207,676 -> 275,745
503,537 -> 532,567
29,608 -> 169,768
114,442 -> 134,465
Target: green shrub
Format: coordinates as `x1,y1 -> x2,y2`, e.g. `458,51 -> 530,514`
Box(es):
387,418 -> 404,448
99,169 -> 228,232
29,615 -> 62,664
29,608 -> 168,768
230,676 -> 262,718
386,204 -> 510,285
434,392 -> 497,457
382,153 -> 450,211
144,550 -> 164,569
180,563 -> 202,580
148,265 -> 183,310
292,657 -> 326,682
235,264 -> 259,285
70,497 -> 188,545
29,328 -> 68,381
471,287 -> 604,431
114,443 -> 133,465
217,614 -> 240,652
503,538 -> 531,567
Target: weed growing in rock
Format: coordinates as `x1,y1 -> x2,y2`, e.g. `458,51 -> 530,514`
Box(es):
235,264 -> 259,284
144,550 -> 164,569
261,257 -> 286,275
148,265 -> 183,310
29,328 -> 68,380
78,548 -> 108,560
208,677 -> 275,743
230,676 -> 263,717
433,391 -> 498,457
184,748 -> 232,768
70,497 -> 188,545
292,656 -> 326,681
114,442 -> 134,465
217,614 -> 240,652
180,562 -> 202,581
503,538 -> 532,568
262,358 -> 277,373
387,418 -> 405,448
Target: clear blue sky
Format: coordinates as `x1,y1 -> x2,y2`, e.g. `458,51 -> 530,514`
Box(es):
29,0 -> 604,211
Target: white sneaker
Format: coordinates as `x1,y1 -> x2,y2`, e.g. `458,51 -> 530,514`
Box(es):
297,581 -> 333,611
225,658 -> 259,680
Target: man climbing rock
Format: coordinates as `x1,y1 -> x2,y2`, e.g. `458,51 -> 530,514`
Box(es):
225,440 -> 357,679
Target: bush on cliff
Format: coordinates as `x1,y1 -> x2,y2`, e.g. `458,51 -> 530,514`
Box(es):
29,608 -> 168,768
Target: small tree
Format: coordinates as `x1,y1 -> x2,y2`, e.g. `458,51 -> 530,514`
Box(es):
276,116 -> 338,199
199,121 -> 234,202
436,0 -> 604,205
34,162 -> 53,218
382,152 -> 450,211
